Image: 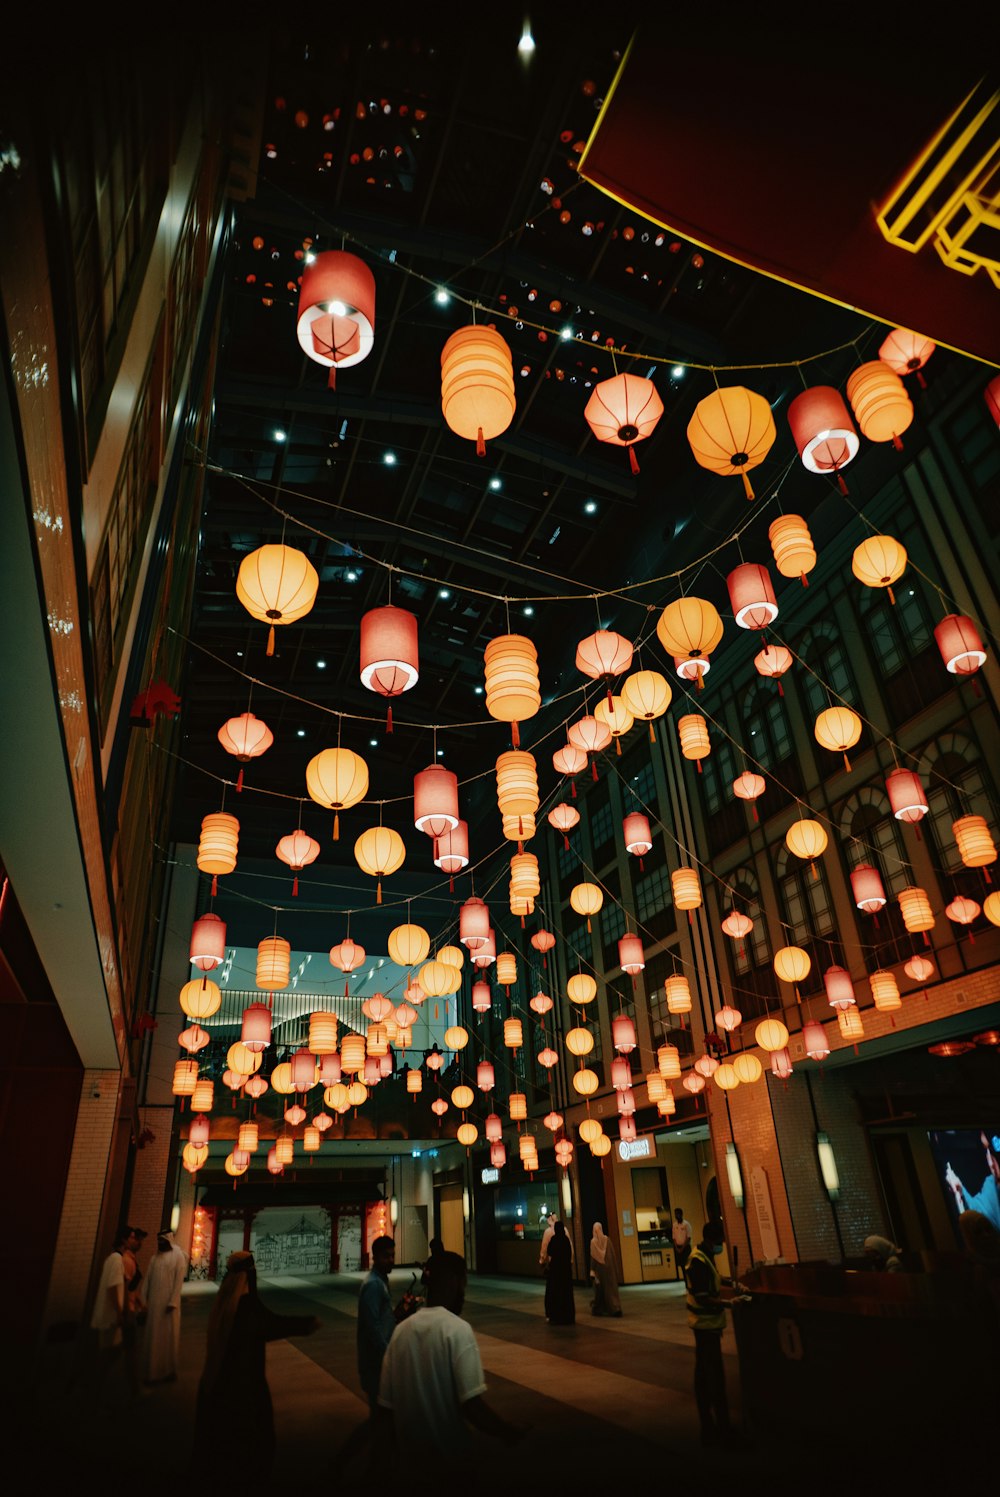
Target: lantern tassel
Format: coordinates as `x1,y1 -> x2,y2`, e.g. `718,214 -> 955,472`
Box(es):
344,980 -> 349,998
628,446 -> 639,475
607,686 -> 614,711
292,876 -> 299,897
386,704 -> 393,734
777,679 -> 784,697
564,835 -> 570,852
476,427 -> 485,458
615,738 -> 622,757
892,433 -> 903,451
521,916 -> 525,929
696,760 -> 702,774
327,366 -> 337,390
236,768 -> 244,792
211,875 -> 218,898
688,911 -> 693,927
843,752 -> 851,772
639,857 -> 644,872
887,586 -> 896,605
837,474 -> 849,497
511,720 -> 520,748
449,876 -> 455,893
752,805 -> 759,822
648,722 -> 656,743
591,758 -> 599,782
543,954 -> 547,969
923,931 -> 930,947
377,879 -> 382,905
811,862 -> 819,881
800,572 -> 809,587
696,670 -> 704,691
266,625 -> 275,657
333,813 -> 340,841
741,471 -> 754,501
570,777 -> 577,799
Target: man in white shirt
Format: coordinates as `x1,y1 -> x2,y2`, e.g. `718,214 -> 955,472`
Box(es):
378,1251 -> 522,1465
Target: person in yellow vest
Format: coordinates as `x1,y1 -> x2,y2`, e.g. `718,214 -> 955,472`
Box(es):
684,1219 -> 749,1449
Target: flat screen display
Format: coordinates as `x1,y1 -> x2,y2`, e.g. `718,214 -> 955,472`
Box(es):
927,1128 -> 1000,1238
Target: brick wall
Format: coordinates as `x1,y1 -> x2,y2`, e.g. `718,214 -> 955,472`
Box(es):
126,1103 -> 175,1238
43,1068 -> 121,1329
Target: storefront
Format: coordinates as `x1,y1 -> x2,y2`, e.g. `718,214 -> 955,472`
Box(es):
602,1120 -> 720,1283
472,1148 -> 569,1275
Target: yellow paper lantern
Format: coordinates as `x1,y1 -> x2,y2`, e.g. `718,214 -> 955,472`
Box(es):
870,971 -> 901,1011
347,1080 -> 368,1107
366,1023 -> 389,1057
236,543 -> 319,655
405,1068 -> 423,1095
572,1067 -> 599,1096
238,1120 -> 259,1154
570,882 -> 603,931
416,961 -> 452,999
755,1018 -> 789,1052
191,1079 -> 214,1113
714,1062 -> 740,1091
953,815 -> 997,870
510,853 -> 541,901
275,1135 -> 295,1166
646,1072 -> 670,1103
502,811 -> 537,845
325,1082 -> 350,1112
441,325 -> 515,452
227,1042 -> 262,1076
197,812 -> 240,878
579,1117 -> 603,1144
271,1062 -> 295,1095
899,885 -> 935,935
484,634 -> 540,745
182,1143 -> 208,1173
851,534 -> 907,604
687,385 -> 776,500
354,826 -> 405,902
509,1092 -> 528,1120
774,946 -> 811,985
457,1122 -> 479,1148
657,1044 -> 681,1079
785,818 -> 828,867
256,936 -> 291,991
309,1012 -> 338,1055
437,943 -> 465,971
838,1008 -> 865,1041
814,707 -> 862,771
621,669 -> 672,740
179,978 -> 222,1020
341,1034 -> 367,1073
444,1026 -> 469,1052
656,597 -> 723,663
388,923 -> 430,967
307,749 -> 369,837
503,1018 -> 523,1050
451,1084 -> 475,1110
983,892 -> 1000,927
595,695 -> 634,754
567,973 -> 597,1006
678,714 -> 710,765
496,750 -> 539,819
303,1126 -> 321,1153
768,513 -> 817,583
225,1152 -> 249,1177
733,1052 -> 763,1084
496,952 -> 518,989
172,1060 -> 199,1097
671,867 -> 702,911
591,1134 -> 612,1157
846,361 -> 913,448
665,976 -> 692,1014
565,1026 -> 594,1057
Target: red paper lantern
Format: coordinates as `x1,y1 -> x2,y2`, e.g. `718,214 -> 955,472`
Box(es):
851,864 -> 886,913
296,250 -> 375,387
824,965 -> 857,1011
727,563 -> 778,630
472,981 -> 492,1013
623,812 -> 653,856
618,935 -> 645,974
584,372 -> 664,473
612,1013 -> 637,1052
803,1020 -> 830,1060
190,913 -> 226,972
414,763 -> 459,837
575,631 -> 634,700
934,614 -> 986,676
241,1003 -> 272,1053
886,768 -> 928,823
733,771 -> 765,819
986,375 -> 1000,428
477,1061 -> 496,1092
548,802 -> 580,850
360,604 -> 419,729
530,928 -> 556,961
276,829 -> 320,895
787,385 -> 859,492
434,820 -> 469,876
461,896 -> 490,950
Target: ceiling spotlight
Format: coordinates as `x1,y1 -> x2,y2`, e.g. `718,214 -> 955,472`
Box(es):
317,659 -> 327,669
518,21 -> 535,53
435,287 -> 451,305
346,569 -> 358,581
304,251 -> 316,264
297,729 -> 306,738
584,500 -> 597,514
671,365 -> 685,379
383,451 -> 397,465
439,588 -> 451,599
474,686 -> 484,695
437,748 -> 445,757
560,325 -> 574,340
370,738 -> 378,747
489,477 -> 502,491
524,605 -> 535,617
274,429 -> 287,442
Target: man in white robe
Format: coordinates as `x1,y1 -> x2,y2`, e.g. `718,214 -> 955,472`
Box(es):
142,1230 -> 188,1383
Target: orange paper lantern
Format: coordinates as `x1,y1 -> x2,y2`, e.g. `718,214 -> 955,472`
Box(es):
441,325 -> 515,453
484,634 -> 539,746
687,385 -> 776,499
236,544 -> 319,656
584,371 -> 663,473
847,361 -> 913,448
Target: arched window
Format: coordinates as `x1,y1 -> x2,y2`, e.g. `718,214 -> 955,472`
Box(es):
721,867 -> 771,974
919,736 -> 999,881
858,574 -> 944,723
700,730 -> 738,816
838,785 -> 912,964
775,844 -> 843,988
798,622 -> 859,722
743,684 -> 793,774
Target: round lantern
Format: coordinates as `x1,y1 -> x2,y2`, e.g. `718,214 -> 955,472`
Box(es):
814,706 -> 862,771
871,971 -> 901,1012
733,772 -> 766,818
886,768 -> 928,823
671,867 -> 702,912
824,965 -> 856,1011
899,886 -> 935,936
496,953 -> 517,990
567,715 -> 612,762
665,976 -> 692,1014
388,924 -> 430,968
444,1027 -> 470,1053
395,1000 -> 420,1029
985,893 -> 1000,928
509,1092 -> 528,1120
612,1014 -> 637,1052
189,912 -> 226,972
548,803 -> 580,849
503,1018 -> 523,1050
785,818 -> 828,869
727,563 -> 778,630
657,1044 -> 681,1079
413,764 -> 459,837
678,714 -> 710,768
852,535 -> 907,603
584,371 -> 664,473
284,1102 -> 306,1126
325,1082 -> 350,1112
905,954 -> 936,981
715,1005 -> 743,1032
530,990 -> 553,1017
271,1063 -> 295,1095
618,934 -> 645,974
313,1112 -> 333,1133
225,1152 -> 249,1178
770,1048 -> 794,1080
947,895 -> 980,929
197,813 -> 239,880
721,911 -> 753,942
241,1003 -> 272,1053
451,1083 -> 475,1111
591,1134 -> 612,1158
769,513 -> 817,583
309,1011 -> 338,1055
306,748 -> 369,838
576,631 -> 634,702
438,945 -> 465,972
296,250 -> 375,383
953,815 -> 997,870
441,325 -> 515,453
594,695 -> 634,753
484,634 -> 540,746
346,1080 -> 368,1108
236,544 -> 319,655
623,812 -> 653,857
851,864 -> 886,913
803,1020 -> 830,1060
461,898 -> 490,951
541,1112 -> 563,1135
570,881 -> 603,931
256,937 -> 291,991
434,821 -> 469,875
566,1026 -> 594,1057
276,830 -> 320,894
552,744 -> 588,788
838,1008 -> 865,1042
179,978 -> 222,1020
935,615 -> 986,676
754,645 -> 793,688
733,1052 -> 763,1085
567,973 -> 597,1006
621,670 -> 671,738
687,385 -> 776,500
774,946 -> 811,985
714,1062 -> 740,1091
360,604 -> 419,727
218,713 -> 273,789
755,1018 -> 789,1052
538,1046 -> 559,1069
457,1122 -> 478,1148
191,1079 -> 214,1113
354,826 -> 405,902
683,1073 -> 707,1095
846,361 -> 913,448
787,387 -> 859,491
878,328 -> 935,382
182,1143 -> 208,1174
572,1068 -> 599,1097
656,597 -> 723,666
172,1060 -> 198,1097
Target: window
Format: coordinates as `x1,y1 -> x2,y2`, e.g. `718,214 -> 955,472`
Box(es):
600,899 -> 627,969
635,862 -> 674,940
625,759 -> 658,812
743,685 -> 792,774
799,626 -> 859,721
923,741 -> 999,879
589,800 -> 615,859
557,834 -> 580,880
701,732 -> 738,816
858,557 -> 945,723
721,869 -> 771,974
774,846 -> 842,988
840,787 -> 910,898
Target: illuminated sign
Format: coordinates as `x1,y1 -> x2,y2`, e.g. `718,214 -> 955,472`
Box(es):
480,1167 -> 500,1184
617,1136 -> 653,1163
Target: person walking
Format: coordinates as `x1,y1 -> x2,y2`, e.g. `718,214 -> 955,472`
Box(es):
684,1220 -> 747,1449
544,1220 -> 575,1325
357,1235 -> 397,1409
142,1229 -> 188,1384
589,1223 -> 622,1317
672,1207 -> 693,1277
89,1225 -> 131,1401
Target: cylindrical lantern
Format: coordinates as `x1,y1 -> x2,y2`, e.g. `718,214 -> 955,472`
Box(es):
291,1047 -> 317,1090
618,934 -> 645,974
671,867 -> 702,911
172,1060 -> 199,1097
768,513 -> 817,582
733,1053 -> 763,1085
665,976 -> 692,1014
441,325 -> 515,452
179,978 -> 222,1020
341,1034 -> 366,1074
188,1115 -> 210,1149
274,1135 -> 295,1166
503,1018 -> 523,1050
612,1014 -> 637,1052
413,763 -> 459,837
622,813 -> 653,859
472,980 -> 492,1013
770,1048 -> 794,1080
434,820 -> 470,874
460,898 -> 491,951
618,1116 -> 638,1143
899,886 -> 935,935
727,563 -> 778,629
236,545 -> 319,654
774,946 -> 811,985
886,768 -> 928,823
190,912 -> 227,971
934,614 -> 987,676
803,1020 -> 830,1060
496,750 -> 539,822
496,952 -> 517,989
366,1023 -> 388,1058
485,1113 -> 504,1142
296,250 -> 375,382
476,1061 -> 495,1092
611,1057 -> 632,1090
878,328 -> 935,379
646,1072 -> 669,1103
354,826 -> 406,901
621,670 -> 671,731
197,813 -> 239,878
567,973 -> 597,1006
472,928 -> 496,969
838,1008 -> 865,1041
241,1003 -> 272,1053
584,372 -> 664,472
824,965 -> 856,1011
510,852 -> 541,899
490,1142 -> 507,1168
309,1011 -> 339,1055
306,748 -> 369,834
405,1068 -> 422,1095
238,1120 -> 259,1154
191,1079 -> 214,1113
954,815 -> 997,870
687,385 -> 776,499
256,937 -> 291,991
360,604 -> 419,717
846,361 -> 913,447
785,819 -> 828,865
755,1018 -> 789,1052
509,1092 -> 528,1120
678,714 -> 710,766
484,634 -> 540,744
851,864 -> 886,913
814,706 -> 862,770
656,597 -> 723,665
387,923 -> 430,968
852,535 -> 907,602
871,971 -> 902,1011
787,387 -> 859,487
303,1126 -> 321,1154
657,1044 -> 681,1079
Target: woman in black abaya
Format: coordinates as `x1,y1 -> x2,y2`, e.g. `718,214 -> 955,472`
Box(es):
544,1220 -> 576,1325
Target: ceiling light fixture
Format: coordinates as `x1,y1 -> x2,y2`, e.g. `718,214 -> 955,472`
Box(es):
584,500 -> 597,514
439,588 -> 450,599
383,451 -> 397,465
370,738 -> 378,747
474,686 -> 484,695
672,366 -> 685,379
435,288 -> 450,305
297,729 -> 306,738
524,606 -> 534,616
489,477 -> 501,490
346,570 -> 358,581
560,325 -> 574,340
317,659 -> 327,669
518,21 -> 535,54
274,429 -> 287,442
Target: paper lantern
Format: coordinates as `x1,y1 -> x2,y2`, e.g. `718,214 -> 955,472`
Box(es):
309,1012 -> 338,1055
591,1134 -> 612,1157
905,954 -> 936,981
346,1080 -> 368,1108
618,1116 -> 638,1144
537,1046 -> 559,1069
618,934 -> 645,974
824,965 -> 856,1011
469,980 -> 491,1015
851,864 -> 886,913
325,1082 -> 350,1113
803,1020 -> 830,1060
754,645 -> 793,691
656,597 -> 723,664
472,929 -> 496,969
687,385 -> 776,499
274,1134 -> 295,1167
847,361 -> 913,448
484,634 -> 540,746
555,1140 -> 574,1167
785,819 -> 828,869
510,853 -> 540,902
360,604 -> 419,727
814,706 -> 862,770
290,1047 -> 317,1090
189,912 -> 226,974
665,976 -> 692,1014
182,1143 -> 208,1173
480,1113 -> 502,1143
755,1018 -> 789,1052
530,990 -> 553,1018
401,1067 -> 421,1096
954,815 -> 997,871
496,751 -> 539,824
870,971 -> 902,1012
671,866 -> 702,912
567,973 -> 597,1006
715,1005 -> 742,1032
673,651 -> 714,688
413,764 -> 459,838
217,713 -> 273,790
623,812 -> 653,857
283,1098 -> 306,1124
714,1063 -> 740,1091
341,1034 -> 366,1074
444,1027 -> 470,1054
172,1060 -> 199,1097
236,544 -> 319,655
733,1052 -> 763,1085
245,1074 -> 268,1100
566,1026 -> 594,1057
354,826 -> 405,902
611,1057 -> 633,1090
838,1008 -> 865,1041
657,1043 -> 681,1079
460,898 -> 490,951
886,768 -> 928,823
225,1152 -> 249,1178
441,325 -> 515,453
947,895 -> 980,929
774,946 -> 810,985
490,1142 -> 507,1168
256,937 -> 290,991
683,1073 -> 707,1095
987,375 -> 1000,427
787,387 -> 859,491
678,714 -> 710,767
302,1126 -> 321,1154
721,911 -> 753,941
191,1079 -> 214,1113
727,563 -> 778,630
271,1063 -> 295,1095
612,1014 -> 637,1052
366,1023 -> 388,1058
450,1083 -> 474,1111
518,1132 -> 537,1160
572,1068 -> 599,1096
878,328 -> 935,382
570,881 -> 603,930
457,1122 -> 478,1148
188,1114 -> 210,1150
503,1018 -> 523,1050
552,743 -> 588,788
496,953 -> 517,990
547,804 -> 580,851
472,1060 -> 495,1093
984,893 -> 1000,928
275,829 -> 320,895
621,670 -> 671,737
899,886 -> 935,936
395,1000 -> 420,1029
577,1118 -> 603,1147
386,924 -> 429,970
265,1149 -> 283,1176
241,1004 -> 272,1053
594,695 -> 634,753
733,771 -> 766,817
935,615 -> 986,676
179,978 -> 222,1020
770,1048 -> 793,1080
197,813 -> 239,880
769,513 -> 817,582
584,371 -> 664,472
296,250 -> 375,383
313,1111 -> 333,1132
237,1120 -> 259,1155
645,1072 -> 670,1104
509,1092 -> 528,1120
576,632 -> 634,705
434,821 -> 469,876
306,748 -> 369,838
502,811 -> 536,845
852,534 -> 907,603
567,715 -> 612,761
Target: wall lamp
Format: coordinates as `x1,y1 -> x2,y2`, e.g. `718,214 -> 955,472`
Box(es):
725,1141 -> 745,1209
816,1131 -> 841,1201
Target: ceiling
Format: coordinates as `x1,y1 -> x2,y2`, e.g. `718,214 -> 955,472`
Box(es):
173,16 -> 906,949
